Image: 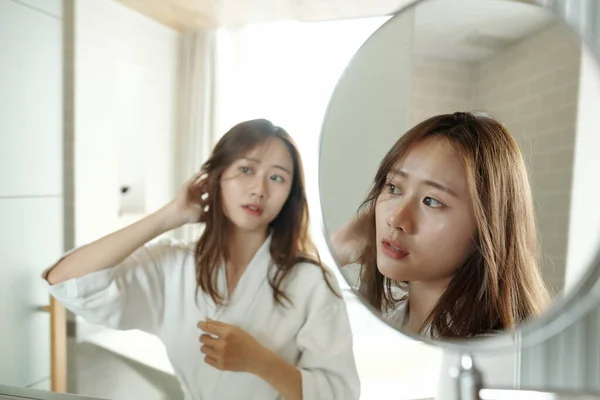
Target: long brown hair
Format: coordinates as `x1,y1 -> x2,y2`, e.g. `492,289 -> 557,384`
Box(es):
357,112 -> 551,338
193,119 -> 338,307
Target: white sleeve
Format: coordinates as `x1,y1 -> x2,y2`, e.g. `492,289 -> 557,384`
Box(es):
296,281 -> 361,400
42,238 -> 180,335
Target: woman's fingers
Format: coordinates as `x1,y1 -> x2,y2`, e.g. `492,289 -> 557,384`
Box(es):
199,333 -> 220,346
200,344 -> 219,358
188,172 -> 210,203
189,170 -> 208,185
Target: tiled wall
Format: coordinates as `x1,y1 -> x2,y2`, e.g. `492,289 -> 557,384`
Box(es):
409,57 -> 472,127
409,22 -> 581,293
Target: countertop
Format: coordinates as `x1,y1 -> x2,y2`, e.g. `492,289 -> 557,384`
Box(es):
0,386 -> 107,400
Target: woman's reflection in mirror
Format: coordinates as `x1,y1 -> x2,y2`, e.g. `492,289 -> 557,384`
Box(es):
332,111 -> 551,339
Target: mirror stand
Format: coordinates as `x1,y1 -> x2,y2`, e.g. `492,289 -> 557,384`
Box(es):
449,353 -> 484,400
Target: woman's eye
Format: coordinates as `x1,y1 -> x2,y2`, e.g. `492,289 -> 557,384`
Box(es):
270,175 -> 284,183
239,166 -> 252,174
387,183 -> 402,195
423,197 -> 444,208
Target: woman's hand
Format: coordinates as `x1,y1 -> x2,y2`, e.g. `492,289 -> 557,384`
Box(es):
197,319 -> 303,400
197,319 -> 267,374
163,171 -> 210,229
330,211 -> 370,266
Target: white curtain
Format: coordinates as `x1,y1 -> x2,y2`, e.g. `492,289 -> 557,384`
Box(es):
173,30 -> 218,241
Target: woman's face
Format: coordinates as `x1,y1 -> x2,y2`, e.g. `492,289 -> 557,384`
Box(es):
220,138 -> 294,234
374,137 -> 477,284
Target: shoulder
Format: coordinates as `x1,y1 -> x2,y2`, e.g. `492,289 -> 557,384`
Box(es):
288,258 -> 336,282
283,259 -> 344,303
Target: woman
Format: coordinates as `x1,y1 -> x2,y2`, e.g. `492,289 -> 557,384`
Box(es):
331,111 -> 551,339
43,119 -> 360,400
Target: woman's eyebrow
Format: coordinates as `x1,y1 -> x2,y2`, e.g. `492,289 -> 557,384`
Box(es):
242,157 -> 292,174
389,168 -> 458,197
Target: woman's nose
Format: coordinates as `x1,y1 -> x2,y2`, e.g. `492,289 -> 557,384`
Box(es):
251,176 -> 267,199
386,200 -> 414,234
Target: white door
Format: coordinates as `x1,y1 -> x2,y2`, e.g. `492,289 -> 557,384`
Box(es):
0,0 -> 65,391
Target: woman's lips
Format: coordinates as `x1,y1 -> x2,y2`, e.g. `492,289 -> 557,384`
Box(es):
242,204 -> 263,216
381,239 -> 409,260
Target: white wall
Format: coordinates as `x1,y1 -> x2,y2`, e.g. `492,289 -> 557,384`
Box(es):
74,0 -> 179,246
0,0 -> 63,389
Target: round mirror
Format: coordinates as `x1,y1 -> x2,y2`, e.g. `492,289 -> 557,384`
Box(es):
318,0 -> 600,353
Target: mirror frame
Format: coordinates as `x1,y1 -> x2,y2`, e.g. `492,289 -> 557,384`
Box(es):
317,0 -> 600,354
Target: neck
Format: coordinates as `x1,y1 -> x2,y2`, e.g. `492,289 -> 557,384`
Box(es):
226,226 -> 269,273
404,278 -> 450,334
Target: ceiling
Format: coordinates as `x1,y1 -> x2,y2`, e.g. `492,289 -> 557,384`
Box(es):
115,0 -> 414,30
413,0 -> 557,61
116,0 -> 558,61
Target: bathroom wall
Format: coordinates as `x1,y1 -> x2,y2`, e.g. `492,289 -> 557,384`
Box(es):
0,0 -> 64,390
73,0 -> 179,246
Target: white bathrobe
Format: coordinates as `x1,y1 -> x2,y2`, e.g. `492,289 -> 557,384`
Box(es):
43,235 -> 360,400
